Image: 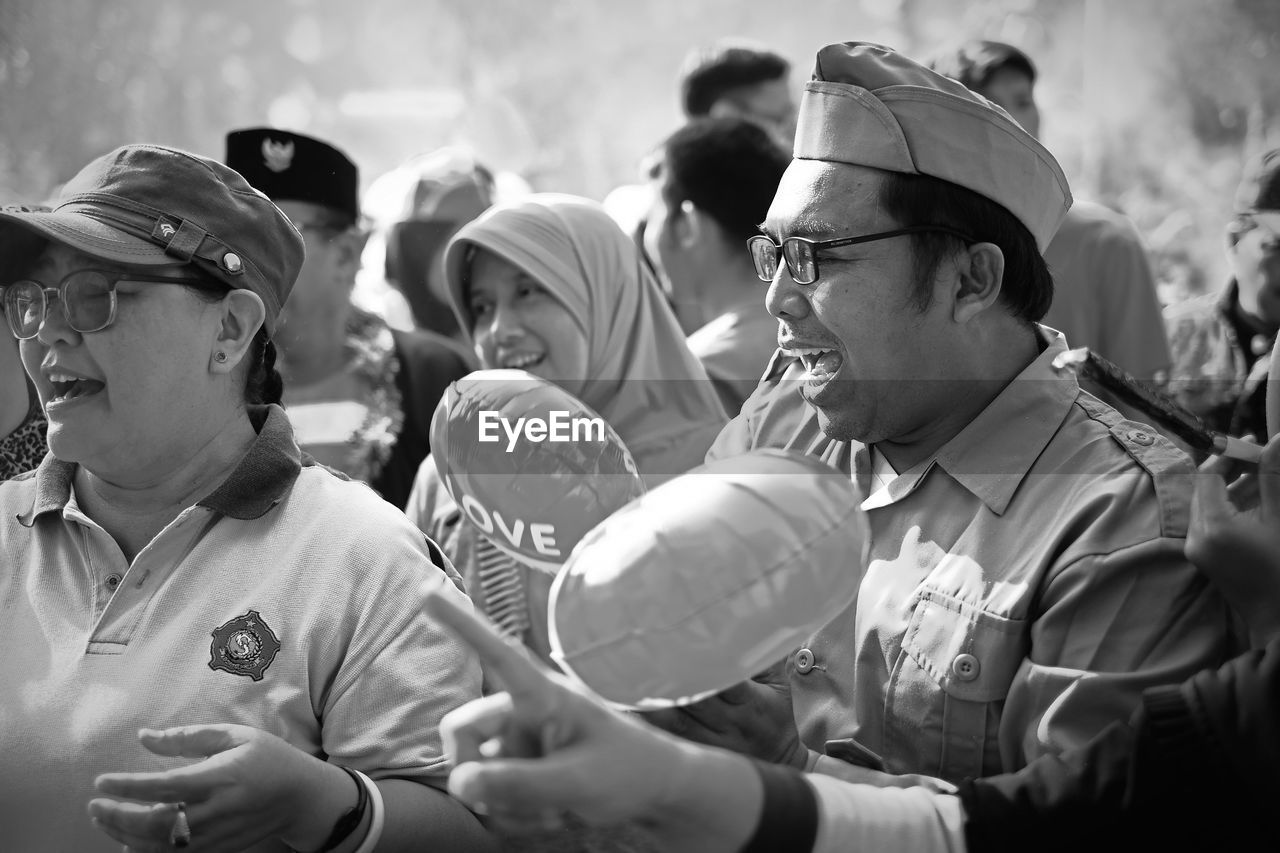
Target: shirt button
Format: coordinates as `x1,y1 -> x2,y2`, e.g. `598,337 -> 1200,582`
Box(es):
1126,429 -> 1155,446
795,648 -> 816,674
952,653 -> 980,681
105,573 -> 123,591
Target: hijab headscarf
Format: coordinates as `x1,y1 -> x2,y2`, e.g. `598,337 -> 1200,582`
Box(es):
444,193 -> 727,483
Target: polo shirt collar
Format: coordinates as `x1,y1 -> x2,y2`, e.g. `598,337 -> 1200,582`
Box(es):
928,327 -> 1078,515
17,452 -> 76,525
16,404 -> 301,526
199,405 -> 303,519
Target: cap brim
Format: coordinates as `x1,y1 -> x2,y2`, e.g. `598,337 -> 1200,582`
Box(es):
0,208 -> 176,269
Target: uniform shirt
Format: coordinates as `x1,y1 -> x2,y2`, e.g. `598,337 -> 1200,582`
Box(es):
708,329 -> 1230,783
1164,280 -> 1275,441
1042,201 -> 1171,381
686,299 -> 778,416
0,406 -> 482,852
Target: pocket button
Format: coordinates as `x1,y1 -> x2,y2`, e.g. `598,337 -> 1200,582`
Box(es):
1126,429 -> 1155,446
952,653 -> 980,681
795,648 -> 816,674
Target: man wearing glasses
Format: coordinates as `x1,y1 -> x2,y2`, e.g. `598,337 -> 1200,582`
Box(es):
1165,148 -> 1280,443
652,42 -> 1230,791
224,128 -> 473,508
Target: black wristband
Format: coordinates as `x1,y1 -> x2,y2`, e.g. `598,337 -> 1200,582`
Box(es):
741,759 -> 819,853
317,766 -> 369,853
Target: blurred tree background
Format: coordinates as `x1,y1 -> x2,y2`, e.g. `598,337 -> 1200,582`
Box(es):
2,0 -> 1277,299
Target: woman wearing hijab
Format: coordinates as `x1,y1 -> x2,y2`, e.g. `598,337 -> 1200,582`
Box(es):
406,193 -> 726,663
0,145 -> 495,852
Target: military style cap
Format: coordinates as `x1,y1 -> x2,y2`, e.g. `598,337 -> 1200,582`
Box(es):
794,42 -> 1071,250
0,144 -> 304,335
1234,148 -> 1280,233
225,127 -> 359,224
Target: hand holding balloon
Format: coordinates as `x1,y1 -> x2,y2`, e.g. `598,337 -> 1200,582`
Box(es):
1186,343 -> 1280,645
549,449 -> 869,709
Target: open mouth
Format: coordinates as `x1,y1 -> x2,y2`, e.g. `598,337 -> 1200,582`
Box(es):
788,347 -> 844,383
47,372 -> 106,405
499,352 -> 545,370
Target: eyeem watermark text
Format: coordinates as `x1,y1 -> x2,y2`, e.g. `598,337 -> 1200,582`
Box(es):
478,410 -> 606,452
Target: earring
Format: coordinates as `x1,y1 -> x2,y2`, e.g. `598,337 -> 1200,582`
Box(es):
213,351 -> 228,363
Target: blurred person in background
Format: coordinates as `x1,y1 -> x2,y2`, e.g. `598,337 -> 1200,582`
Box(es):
605,39 -> 797,292
929,40 -> 1173,391
679,39 -> 798,148
0,205 -> 48,479
643,117 -> 790,414
1164,148 -> 1279,443
358,147 -> 506,345
0,143 -> 492,852
226,128 -> 473,508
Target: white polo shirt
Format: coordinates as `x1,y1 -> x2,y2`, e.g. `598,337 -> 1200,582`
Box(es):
0,406 -> 482,852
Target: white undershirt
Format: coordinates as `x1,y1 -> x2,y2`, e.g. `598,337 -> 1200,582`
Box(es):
861,445 -> 900,511
808,775 -> 968,853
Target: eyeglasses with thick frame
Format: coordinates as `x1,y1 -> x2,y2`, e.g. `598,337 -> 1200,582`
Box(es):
1,269 -> 223,340
747,226 -> 977,285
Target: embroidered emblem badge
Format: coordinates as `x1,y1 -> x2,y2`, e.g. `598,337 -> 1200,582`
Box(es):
209,610 -> 281,681
261,138 -> 295,173
151,215 -> 181,242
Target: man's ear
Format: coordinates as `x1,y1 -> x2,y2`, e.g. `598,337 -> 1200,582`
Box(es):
949,242 -> 1005,324
210,289 -> 266,374
1225,222 -> 1243,257
332,228 -> 369,283
673,199 -> 705,249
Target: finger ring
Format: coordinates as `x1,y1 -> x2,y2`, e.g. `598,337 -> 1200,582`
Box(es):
169,802 -> 191,849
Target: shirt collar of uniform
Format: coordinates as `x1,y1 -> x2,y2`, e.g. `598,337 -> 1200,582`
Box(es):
926,327 -> 1078,515
17,404 -> 302,526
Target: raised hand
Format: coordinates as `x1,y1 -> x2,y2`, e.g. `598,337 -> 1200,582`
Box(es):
423,588 -> 758,852
1187,435 -> 1280,644
642,658 -> 809,769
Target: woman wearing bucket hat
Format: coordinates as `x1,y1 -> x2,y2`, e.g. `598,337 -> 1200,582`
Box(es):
0,145 -> 496,852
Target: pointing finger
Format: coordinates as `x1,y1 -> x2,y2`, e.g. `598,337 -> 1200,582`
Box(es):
423,588 -> 555,704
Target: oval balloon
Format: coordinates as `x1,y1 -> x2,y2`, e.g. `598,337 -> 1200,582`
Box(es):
548,448 -> 869,709
430,369 -> 646,573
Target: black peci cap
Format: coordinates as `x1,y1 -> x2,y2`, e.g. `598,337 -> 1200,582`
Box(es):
224,127 -> 359,224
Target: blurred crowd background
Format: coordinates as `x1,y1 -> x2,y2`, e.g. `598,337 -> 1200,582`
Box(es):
2,0 -> 1278,304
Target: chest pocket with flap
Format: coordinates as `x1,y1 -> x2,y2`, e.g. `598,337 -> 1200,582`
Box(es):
889,588 -> 1027,780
